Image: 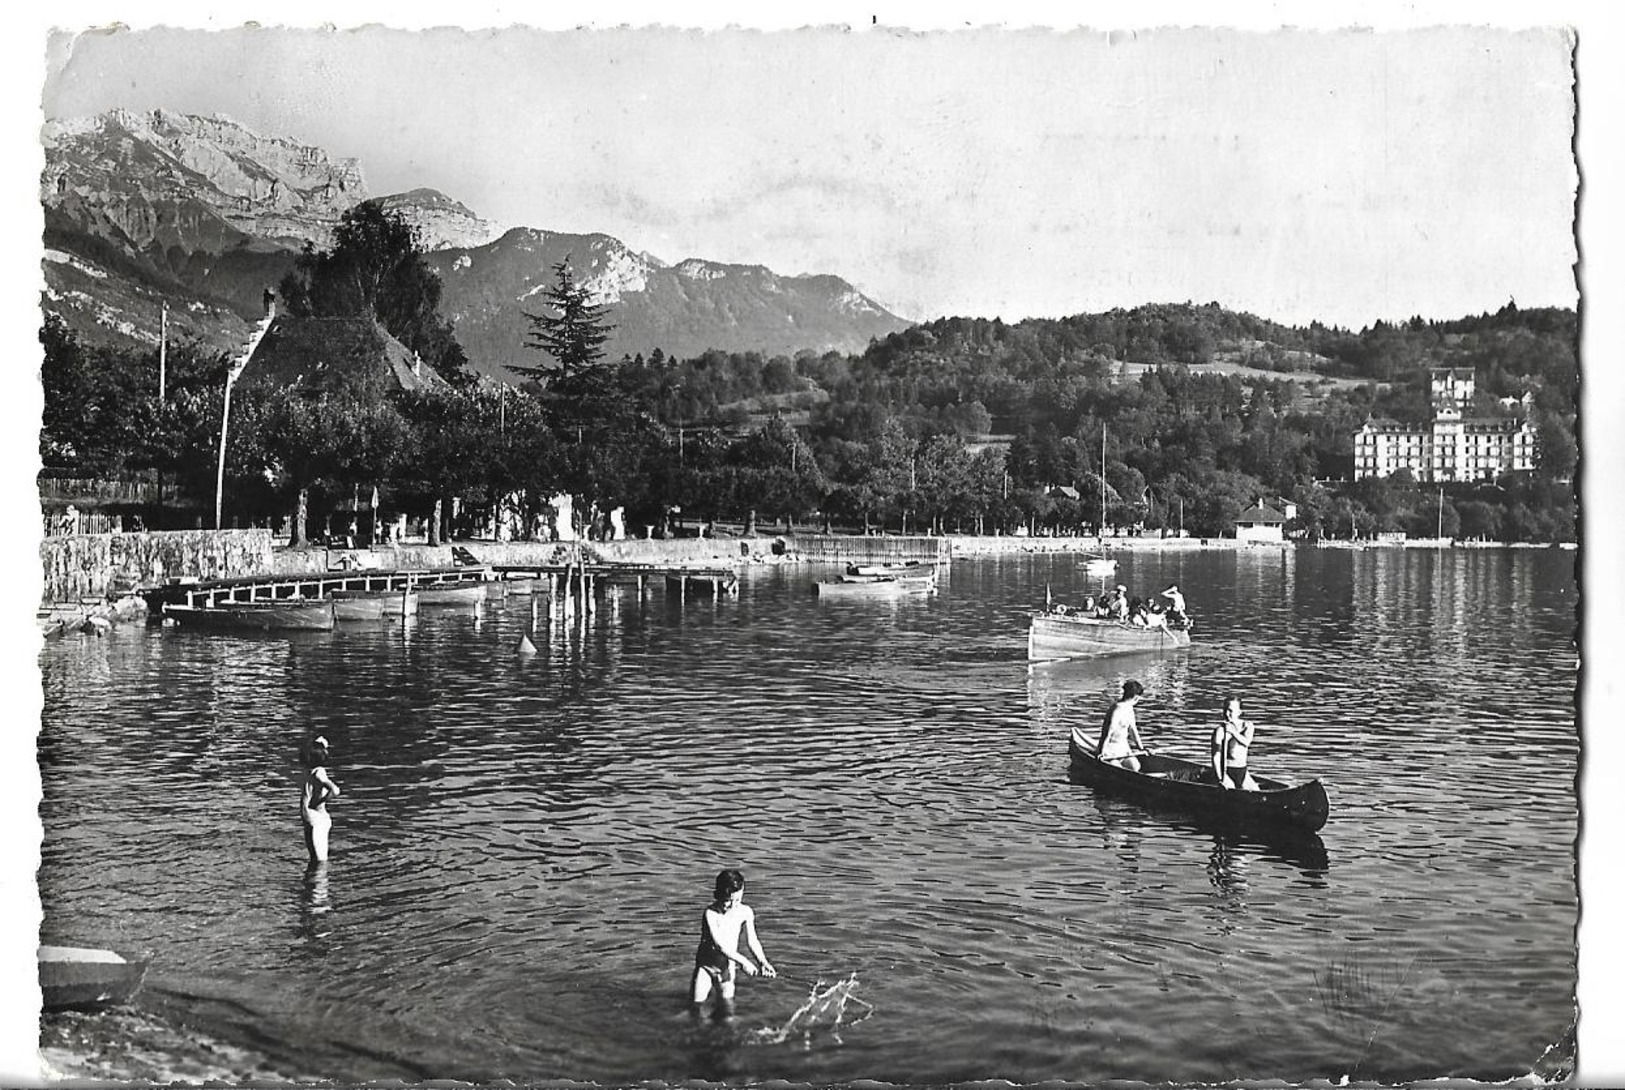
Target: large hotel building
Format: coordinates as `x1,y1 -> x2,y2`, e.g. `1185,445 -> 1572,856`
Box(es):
1353,368 -> 1535,482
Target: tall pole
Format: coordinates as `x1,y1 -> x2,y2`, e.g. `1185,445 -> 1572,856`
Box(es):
158,302 -> 168,401
214,370 -> 238,530
1099,424 -> 1107,538
1437,486 -> 1444,540
216,295 -> 275,530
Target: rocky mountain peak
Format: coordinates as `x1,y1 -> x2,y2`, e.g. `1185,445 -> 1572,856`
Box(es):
40,107 -> 913,372
377,188 -> 504,251
43,108 -> 368,246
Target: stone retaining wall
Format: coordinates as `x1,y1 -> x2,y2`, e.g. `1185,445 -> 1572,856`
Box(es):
39,529 -> 277,604
945,534 -> 1248,556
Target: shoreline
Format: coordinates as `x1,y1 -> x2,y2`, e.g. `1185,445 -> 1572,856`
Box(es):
38,1007 -> 303,1086
35,530 -> 1576,635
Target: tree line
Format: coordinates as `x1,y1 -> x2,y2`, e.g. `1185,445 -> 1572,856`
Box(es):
38,202 -> 1579,544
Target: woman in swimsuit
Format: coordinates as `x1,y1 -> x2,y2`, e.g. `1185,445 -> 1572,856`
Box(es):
1095,680 -> 1147,770
300,735 -> 341,862
691,868 -> 775,1015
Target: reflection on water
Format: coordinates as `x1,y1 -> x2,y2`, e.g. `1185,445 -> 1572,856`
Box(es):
37,548 -> 1577,1085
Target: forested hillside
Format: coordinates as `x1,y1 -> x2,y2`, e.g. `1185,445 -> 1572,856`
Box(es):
42,275 -> 1579,546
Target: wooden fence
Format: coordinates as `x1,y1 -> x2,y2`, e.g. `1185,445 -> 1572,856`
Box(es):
42,510 -> 125,537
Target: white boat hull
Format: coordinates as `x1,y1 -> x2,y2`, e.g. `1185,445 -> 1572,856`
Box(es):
1028,612 -> 1190,660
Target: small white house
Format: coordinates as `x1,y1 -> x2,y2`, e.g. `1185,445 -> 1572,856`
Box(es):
1234,502 -> 1288,543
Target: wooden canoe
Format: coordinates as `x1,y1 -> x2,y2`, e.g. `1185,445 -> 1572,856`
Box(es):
1067,727 -> 1328,832
331,588 -> 419,621
1028,610 -> 1190,660
38,946 -> 149,1012
163,600 -> 335,631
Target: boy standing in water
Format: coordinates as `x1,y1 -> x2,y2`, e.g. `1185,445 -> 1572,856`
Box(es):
300,735 -> 341,863
691,868 -> 775,1015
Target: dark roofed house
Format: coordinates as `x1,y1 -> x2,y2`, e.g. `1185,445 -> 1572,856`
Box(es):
1234,501 -> 1287,544
241,316 -> 448,397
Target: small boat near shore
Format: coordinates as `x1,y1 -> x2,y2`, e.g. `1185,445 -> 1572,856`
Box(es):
331,588 -> 419,621
1028,606 -> 1190,660
846,561 -> 940,579
39,946 -> 149,1013
815,562 -> 939,595
813,572 -> 936,596
162,600 -> 335,631
414,582 -> 488,608
1067,727 -> 1329,832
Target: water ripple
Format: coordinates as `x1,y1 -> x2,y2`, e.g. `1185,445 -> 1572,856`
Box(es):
37,548 -> 1577,1085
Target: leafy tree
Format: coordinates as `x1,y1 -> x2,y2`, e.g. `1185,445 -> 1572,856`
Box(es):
278,200 -> 470,384
914,433 -> 974,534
728,416 -> 828,530
1533,409 -> 1578,481
234,387 -> 409,545
1455,500 -> 1503,542
395,387 -> 509,545
40,314 -> 95,466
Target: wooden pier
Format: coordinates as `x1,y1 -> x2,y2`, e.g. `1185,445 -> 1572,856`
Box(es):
142,560 -> 741,613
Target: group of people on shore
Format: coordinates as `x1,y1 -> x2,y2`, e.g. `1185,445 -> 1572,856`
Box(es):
1094,680 -> 1259,790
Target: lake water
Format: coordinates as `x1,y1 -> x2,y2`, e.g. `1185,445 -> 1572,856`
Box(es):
37,546 -> 1580,1084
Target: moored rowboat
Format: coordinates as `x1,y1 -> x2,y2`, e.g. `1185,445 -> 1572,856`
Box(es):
1028,609 -> 1190,660
331,588 -> 419,621
812,573 -> 934,596
1067,727 -> 1328,832
163,600 -> 335,631
846,561 -> 939,579
38,946 -> 149,1012
414,582 -> 488,608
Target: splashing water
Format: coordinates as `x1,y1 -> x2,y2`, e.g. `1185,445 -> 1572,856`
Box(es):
748,973 -> 873,1047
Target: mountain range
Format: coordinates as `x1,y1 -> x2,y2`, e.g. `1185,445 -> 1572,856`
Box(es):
39,109 -> 912,377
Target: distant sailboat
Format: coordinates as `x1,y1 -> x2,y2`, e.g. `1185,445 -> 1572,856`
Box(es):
1083,423 -> 1117,574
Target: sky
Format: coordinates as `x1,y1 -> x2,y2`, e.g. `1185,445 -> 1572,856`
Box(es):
4,2 -> 1622,1085
35,16 -> 1579,330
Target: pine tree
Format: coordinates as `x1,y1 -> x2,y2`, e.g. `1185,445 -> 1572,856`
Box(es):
518,258 -> 613,381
